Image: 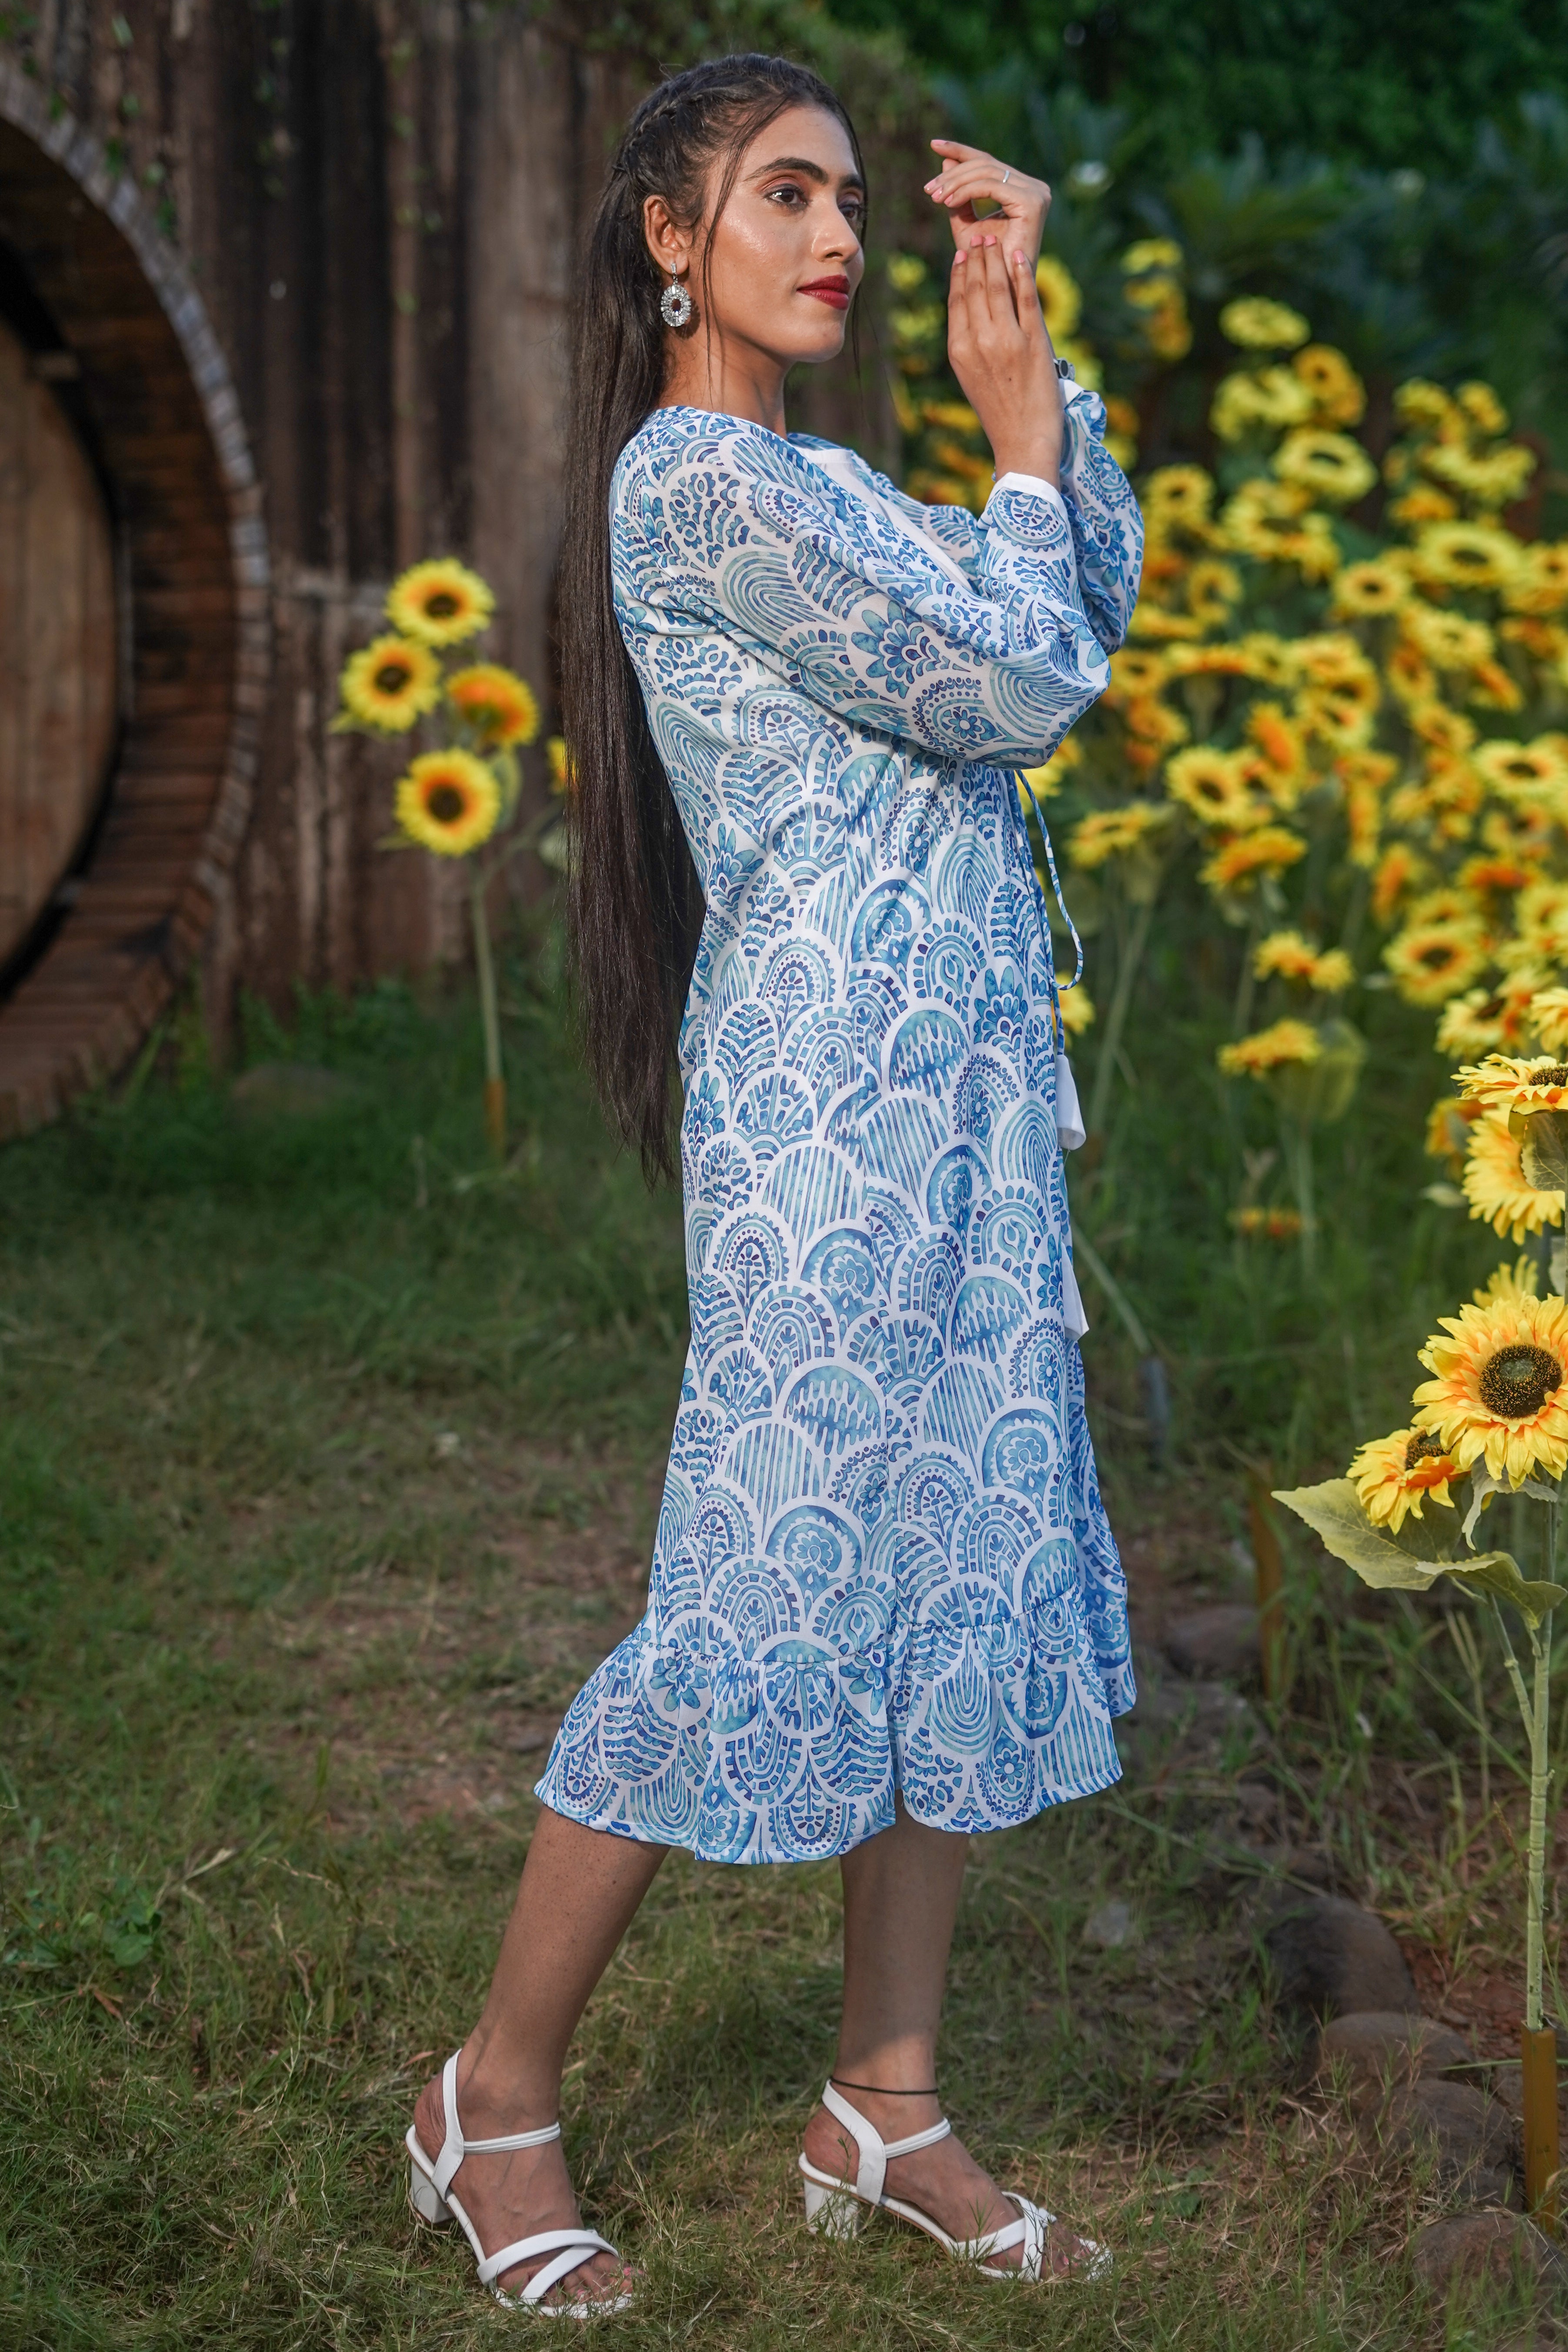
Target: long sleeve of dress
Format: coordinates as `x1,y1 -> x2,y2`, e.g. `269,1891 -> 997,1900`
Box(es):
615,406 -> 1143,769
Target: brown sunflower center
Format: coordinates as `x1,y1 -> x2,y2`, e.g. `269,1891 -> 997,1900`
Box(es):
374,662 -> 410,693
1403,1431 -> 1451,1471
424,592 -> 460,618
1534,1065 -> 1568,1086
1477,1342 -> 1562,1418
1417,942 -> 1460,971
425,783 -> 467,824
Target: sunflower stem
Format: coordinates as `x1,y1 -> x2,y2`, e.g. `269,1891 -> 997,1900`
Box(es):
1528,1520 -> 1555,2037
1088,884 -> 1154,1141
1231,903 -> 1263,1038
470,866 -> 506,1159
1281,1115 -> 1317,1281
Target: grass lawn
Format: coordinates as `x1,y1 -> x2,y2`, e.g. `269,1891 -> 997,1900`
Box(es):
0,952 -> 1548,2348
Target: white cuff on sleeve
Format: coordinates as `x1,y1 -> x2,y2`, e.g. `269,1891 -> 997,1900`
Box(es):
991,470 -> 1067,509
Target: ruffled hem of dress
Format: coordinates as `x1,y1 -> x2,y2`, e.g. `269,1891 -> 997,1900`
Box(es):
529,1624 -> 1129,1866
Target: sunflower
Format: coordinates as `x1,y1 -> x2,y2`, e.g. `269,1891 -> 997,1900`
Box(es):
1219,297 -> 1310,351
1348,1427 -> 1460,1532
1409,703 -> 1476,757
1474,1255 -> 1541,1307
1528,988 -> 1568,1056
1383,921 -> 1489,1005
1385,639 -> 1439,707
1127,604 -> 1207,643
1410,522 -> 1523,595
1389,486 -> 1461,530
446,663 -> 540,747
1291,344 -> 1366,427
1034,254 -> 1082,339
1474,737 -> 1568,807
1515,877 -> 1568,947
1505,543 -> 1568,618
1457,381 -> 1509,437
1141,465 -> 1216,530
1211,367 -> 1315,443
387,558 -> 494,648
338,633 -> 442,733
1439,976 -> 1550,1061
1332,560 -> 1409,619
1253,929 -> 1354,992
1232,1204 -> 1305,1241
1165,644 -> 1259,680
1342,777 -> 1383,869
1235,632 -> 1298,688
1468,659 -> 1525,714
546,735 -> 575,795
1245,702 -> 1308,798
1274,427 -> 1377,506
1122,237 -> 1184,274
1394,380 -> 1456,433
1058,984 -> 1095,1039
1186,559 -> 1242,627
1370,842 -> 1425,924
1460,1108 -> 1565,1239
1451,1052 -> 1568,1119
1200,826 -> 1308,894
1122,696 -> 1190,755
1425,1092 -> 1476,1174
1165,746 -> 1262,830
1217,1018 -> 1321,1077
394,748 -> 501,856
1412,1290 -> 1568,1487
1423,440 -> 1537,508
1068,803 -> 1174,869
1402,602 -> 1496,671
1458,851 -> 1539,901
1107,647 -> 1170,702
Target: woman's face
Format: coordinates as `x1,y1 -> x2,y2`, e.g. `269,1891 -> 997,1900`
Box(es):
650,104 -> 866,370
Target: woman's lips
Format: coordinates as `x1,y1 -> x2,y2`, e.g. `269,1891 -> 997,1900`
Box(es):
799,279 -> 851,311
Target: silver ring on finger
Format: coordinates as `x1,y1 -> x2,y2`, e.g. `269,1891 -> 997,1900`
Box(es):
1002,169 -> 1011,186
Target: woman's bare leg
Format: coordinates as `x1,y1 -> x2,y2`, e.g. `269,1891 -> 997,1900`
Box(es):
799,1800 -> 1092,2273
411,1805 -> 667,2307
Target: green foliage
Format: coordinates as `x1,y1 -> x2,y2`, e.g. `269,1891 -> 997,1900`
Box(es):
1274,1477 -> 1568,1625
824,0 -> 1568,181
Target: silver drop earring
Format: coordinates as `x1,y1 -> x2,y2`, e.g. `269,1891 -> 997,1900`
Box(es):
660,270 -> 693,329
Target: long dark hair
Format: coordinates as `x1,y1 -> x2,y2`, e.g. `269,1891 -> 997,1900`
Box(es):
560,53 -> 866,1184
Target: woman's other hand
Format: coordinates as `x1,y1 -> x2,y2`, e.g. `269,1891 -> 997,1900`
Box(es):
946,236 -> 1064,487
924,140 -> 1051,276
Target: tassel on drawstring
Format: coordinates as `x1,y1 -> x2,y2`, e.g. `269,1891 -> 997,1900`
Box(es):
1016,767 -> 1087,1152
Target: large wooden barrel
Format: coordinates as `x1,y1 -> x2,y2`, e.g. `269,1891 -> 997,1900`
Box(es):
0,313 -> 117,971
0,65 -> 269,1137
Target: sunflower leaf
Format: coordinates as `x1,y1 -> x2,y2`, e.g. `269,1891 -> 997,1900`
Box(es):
1274,1479 -> 1566,1628
1511,1106 -> 1568,1194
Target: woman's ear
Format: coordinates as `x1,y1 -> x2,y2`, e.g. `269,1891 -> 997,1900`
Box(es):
643,194 -> 694,281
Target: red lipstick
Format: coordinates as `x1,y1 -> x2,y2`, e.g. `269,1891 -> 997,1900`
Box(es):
799,277 -> 851,311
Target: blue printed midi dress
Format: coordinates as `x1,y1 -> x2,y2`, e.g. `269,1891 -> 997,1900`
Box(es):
535,383 -> 1144,1864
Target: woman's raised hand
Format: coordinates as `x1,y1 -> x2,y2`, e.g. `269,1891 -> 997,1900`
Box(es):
925,139 -> 1051,276
945,235 -> 1064,487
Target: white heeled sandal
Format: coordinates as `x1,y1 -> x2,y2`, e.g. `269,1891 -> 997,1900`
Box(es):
798,2079 -> 1109,2282
406,2052 -> 633,2318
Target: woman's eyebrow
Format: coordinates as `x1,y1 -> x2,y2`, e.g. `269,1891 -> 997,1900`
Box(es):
751,154 -> 865,191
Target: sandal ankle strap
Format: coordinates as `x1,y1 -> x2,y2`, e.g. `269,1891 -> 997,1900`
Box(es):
434,2052 -> 562,2198
820,2078 -> 951,2207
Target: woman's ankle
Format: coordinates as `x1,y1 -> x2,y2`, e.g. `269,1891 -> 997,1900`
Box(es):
452,2034 -> 564,2134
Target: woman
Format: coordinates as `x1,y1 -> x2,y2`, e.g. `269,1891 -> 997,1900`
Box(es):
407,51 -> 1141,2315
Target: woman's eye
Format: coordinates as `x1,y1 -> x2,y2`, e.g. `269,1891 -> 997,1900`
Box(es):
766,183 -> 807,207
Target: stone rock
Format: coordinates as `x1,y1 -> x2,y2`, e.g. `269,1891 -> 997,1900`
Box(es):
230,1061 -> 362,1119
1164,1604 -> 1259,1680
1317,2010 -> 1474,2098
1084,1899 -> 1135,1949
1410,2210 -> 1568,2297
1263,1893 -> 1421,2018
1381,2078 -> 1519,2203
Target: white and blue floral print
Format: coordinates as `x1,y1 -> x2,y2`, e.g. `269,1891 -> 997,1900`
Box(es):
535,388 -> 1143,1865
